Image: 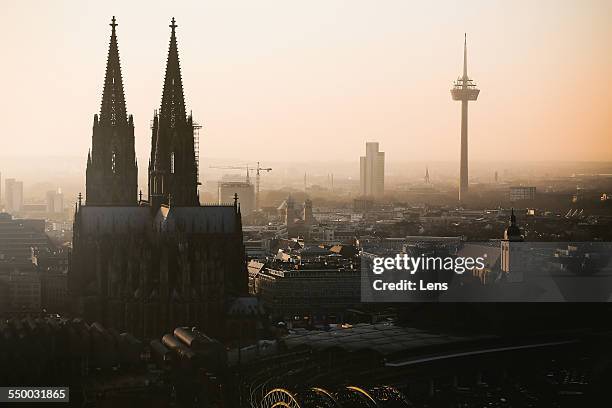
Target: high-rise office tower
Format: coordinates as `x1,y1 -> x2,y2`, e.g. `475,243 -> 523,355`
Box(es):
218,181 -> 255,215
303,198 -> 314,225
4,179 -> 23,214
359,142 -> 385,198
46,189 -> 64,214
451,34 -> 479,201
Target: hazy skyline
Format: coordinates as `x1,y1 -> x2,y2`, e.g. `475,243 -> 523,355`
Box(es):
2,0 -> 611,167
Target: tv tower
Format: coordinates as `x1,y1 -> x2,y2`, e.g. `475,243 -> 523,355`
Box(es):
451,34 -> 479,201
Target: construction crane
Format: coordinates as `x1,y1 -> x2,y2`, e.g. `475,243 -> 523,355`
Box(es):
209,162 -> 272,210
253,162 -> 273,210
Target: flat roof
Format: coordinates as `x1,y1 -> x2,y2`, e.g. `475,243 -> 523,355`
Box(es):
282,323 -> 494,356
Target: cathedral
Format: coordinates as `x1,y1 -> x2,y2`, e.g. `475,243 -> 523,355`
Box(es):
70,17 -> 247,340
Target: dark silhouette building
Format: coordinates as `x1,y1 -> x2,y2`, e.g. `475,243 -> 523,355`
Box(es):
86,17 -> 138,206
148,18 -> 199,211
71,17 -> 247,340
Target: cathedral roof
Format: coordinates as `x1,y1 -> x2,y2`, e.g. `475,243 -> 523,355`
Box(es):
154,205 -> 238,234
76,206 -> 150,234
76,205 -> 239,236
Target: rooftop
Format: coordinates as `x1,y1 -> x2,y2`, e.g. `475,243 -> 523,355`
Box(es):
282,323 -> 494,357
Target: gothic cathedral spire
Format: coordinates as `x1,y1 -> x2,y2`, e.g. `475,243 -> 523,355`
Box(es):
99,16 -> 127,126
159,17 -> 186,128
149,18 -> 199,211
86,16 -> 138,206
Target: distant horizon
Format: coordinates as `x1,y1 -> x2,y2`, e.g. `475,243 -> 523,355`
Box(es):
3,154 -> 612,195
4,153 -> 612,164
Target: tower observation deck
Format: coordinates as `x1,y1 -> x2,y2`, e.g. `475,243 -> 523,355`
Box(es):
451,34 -> 479,202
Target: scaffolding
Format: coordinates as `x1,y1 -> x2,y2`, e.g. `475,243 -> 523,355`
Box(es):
193,122 -> 202,184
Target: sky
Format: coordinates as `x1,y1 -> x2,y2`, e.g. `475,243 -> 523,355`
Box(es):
1,0 -> 611,168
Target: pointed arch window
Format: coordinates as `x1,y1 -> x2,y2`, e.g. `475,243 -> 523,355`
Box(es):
170,152 -> 175,174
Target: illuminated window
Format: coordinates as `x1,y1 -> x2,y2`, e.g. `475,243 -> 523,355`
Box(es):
111,151 -> 117,173
170,152 -> 175,174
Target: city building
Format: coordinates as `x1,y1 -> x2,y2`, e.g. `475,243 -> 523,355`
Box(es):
70,18 -> 247,340
248,246 -> 360,321
510,186 -> 537,201
0,213 -> 64,315
34,247 -> 70,313
359,142 -> 385,198
353,197 -> 375,212
7,267 -> 41,313
0,213 -> 52,261
45,189 -> 64,214
278,196 -> 317,239
0,255 -> 42,314
0,213 -> 68,315
4,178 -> 24,214
218,180 -> 255,215
303,198 -> 314,225
451,35 -> 480,201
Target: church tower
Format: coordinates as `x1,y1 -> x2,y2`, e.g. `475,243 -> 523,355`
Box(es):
86,17 -> 138,206
501,208 -> 526,282
149,18 -> 199,211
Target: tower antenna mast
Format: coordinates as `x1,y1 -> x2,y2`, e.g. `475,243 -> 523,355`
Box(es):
451,34 -> 480,202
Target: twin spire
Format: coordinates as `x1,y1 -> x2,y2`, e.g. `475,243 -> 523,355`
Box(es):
160,17 -> 187,128
99,16 -> 187,127
99,16 -> 128,126
89,16 -> 195,208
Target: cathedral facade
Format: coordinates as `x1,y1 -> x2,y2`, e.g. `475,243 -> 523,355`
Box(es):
70,17 -> 247,340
